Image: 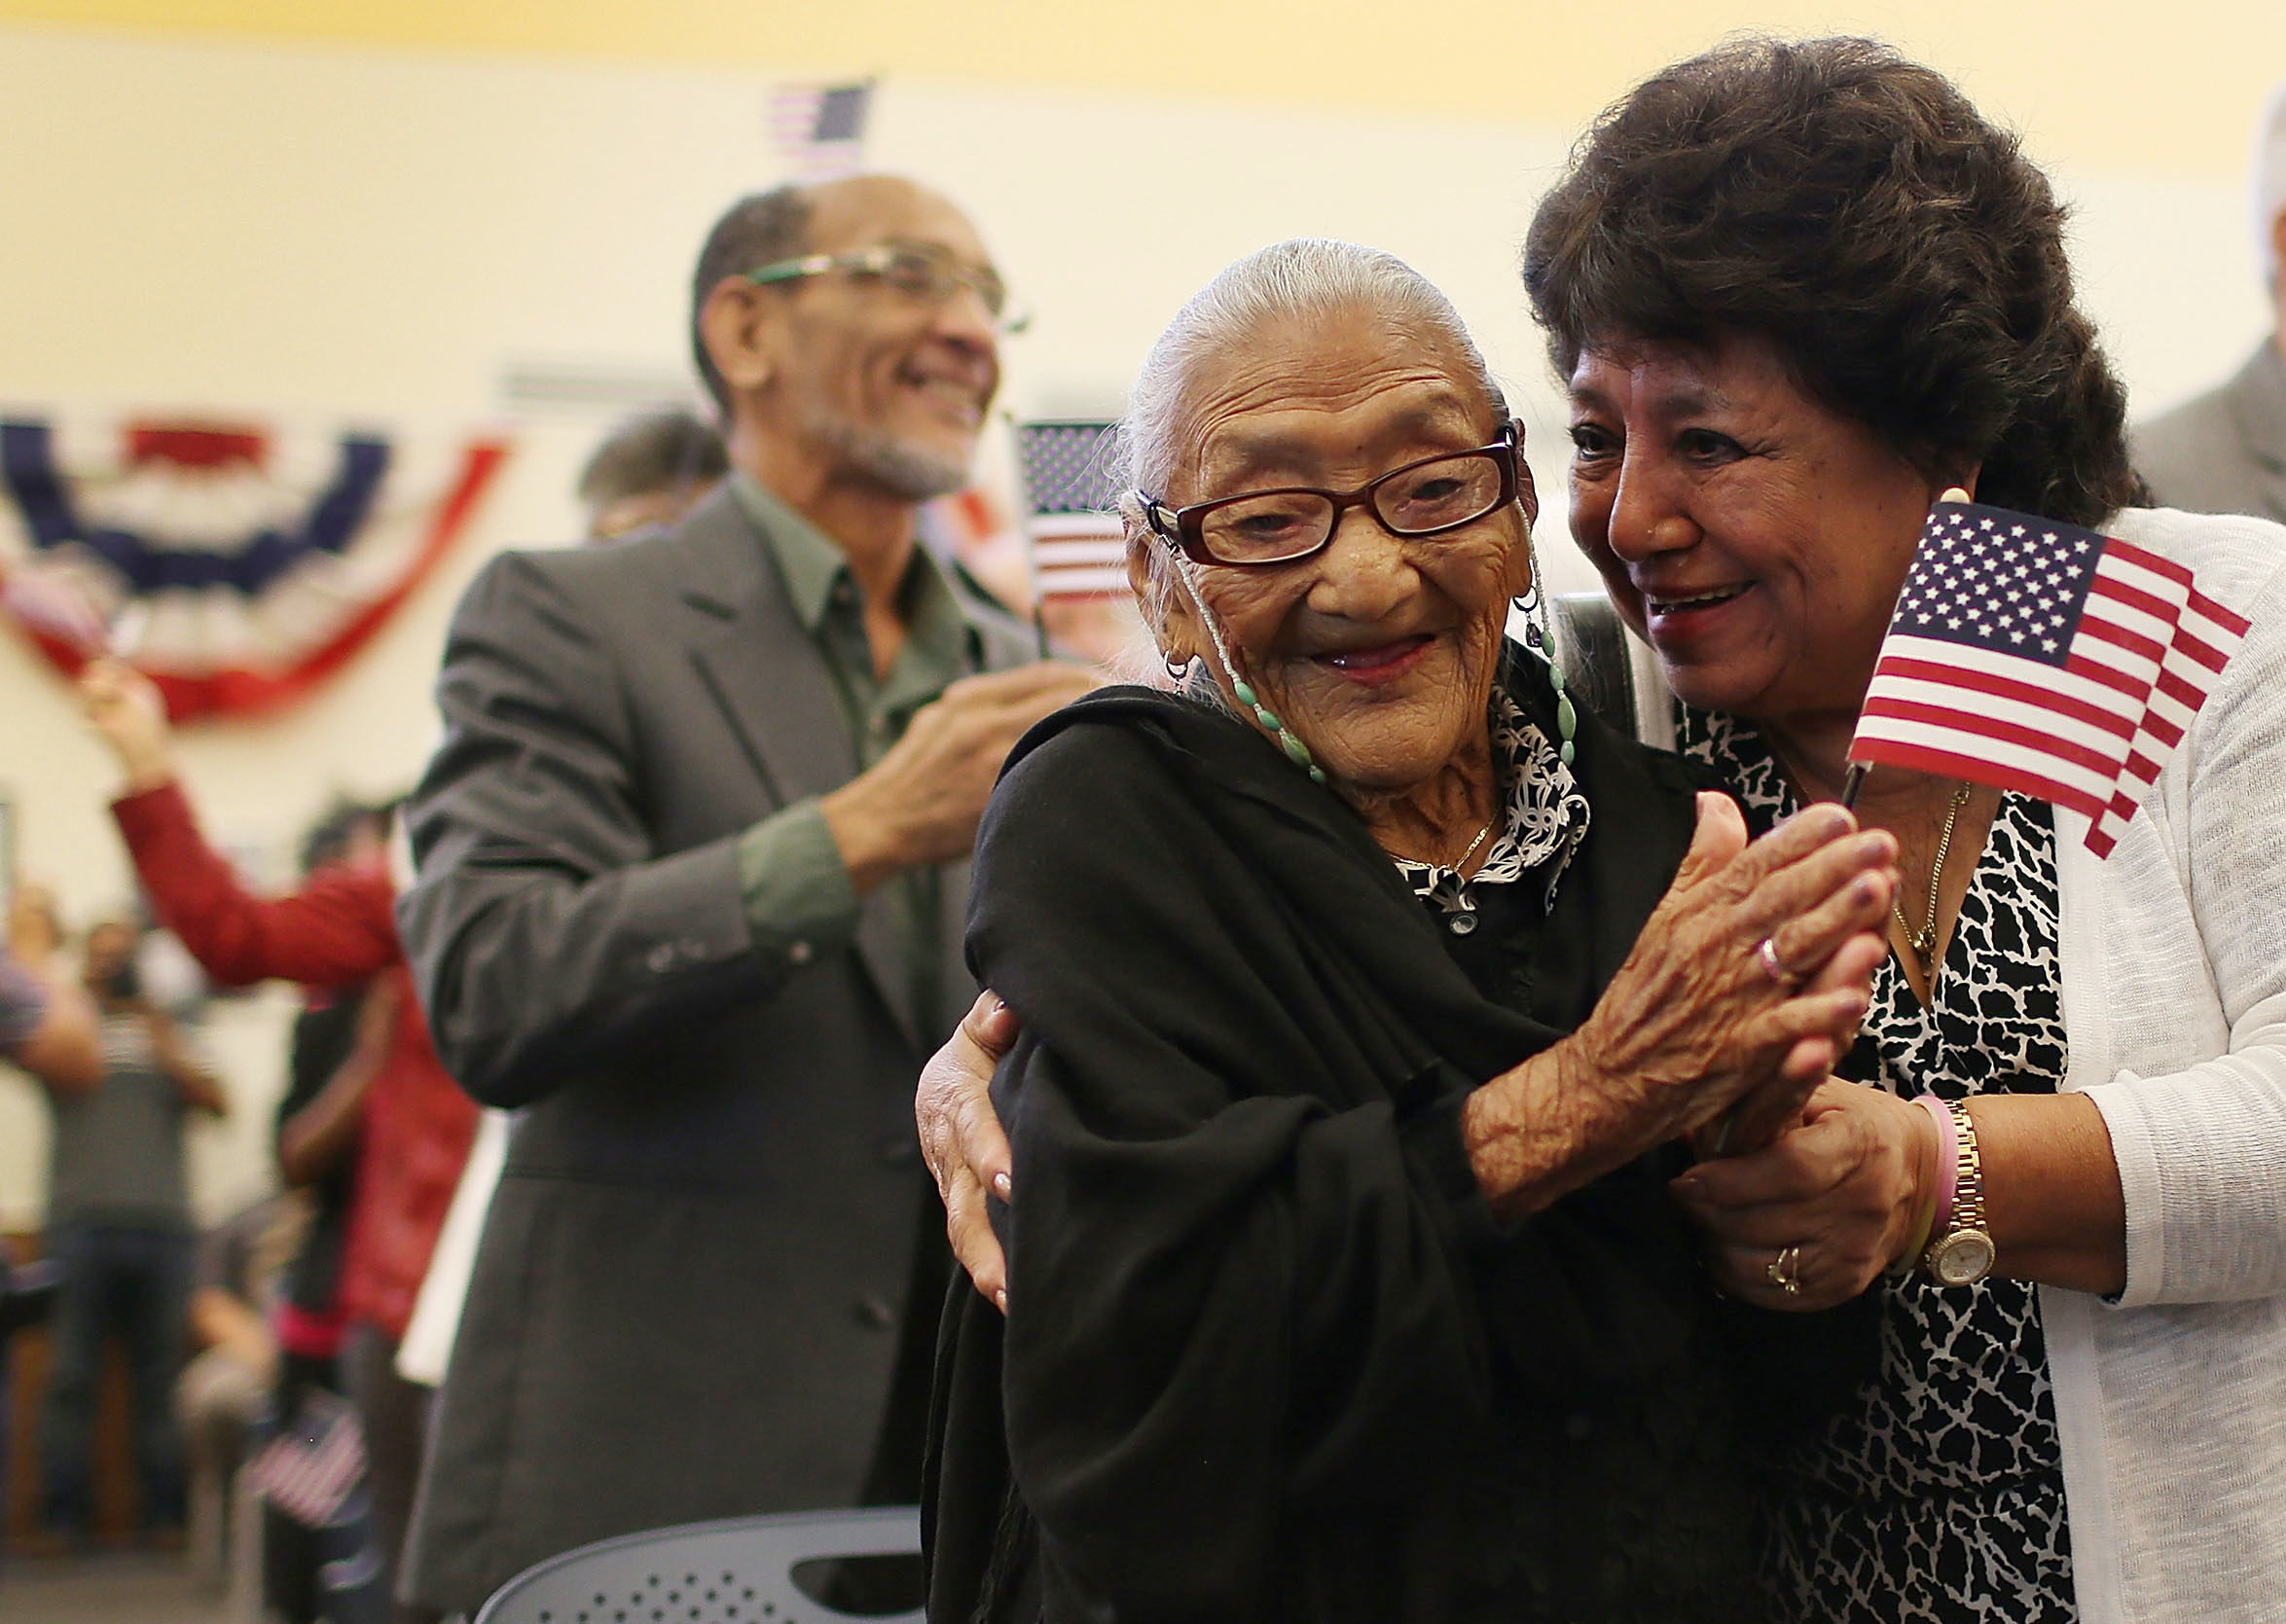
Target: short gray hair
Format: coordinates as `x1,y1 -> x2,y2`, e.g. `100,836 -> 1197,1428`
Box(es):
1113,238 -> 1507,645
690,186 -> 813,416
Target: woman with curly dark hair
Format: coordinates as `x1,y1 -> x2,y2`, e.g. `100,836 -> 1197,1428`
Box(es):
1524,34 -> 2286,1622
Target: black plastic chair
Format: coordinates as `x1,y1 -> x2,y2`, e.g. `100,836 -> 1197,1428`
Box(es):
472,1506 -> 923,1624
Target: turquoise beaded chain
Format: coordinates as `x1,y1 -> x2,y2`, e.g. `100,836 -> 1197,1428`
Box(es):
1174,556 -> 1332,785
1546,660 -> 1578,766
1228,678 -> 1327,784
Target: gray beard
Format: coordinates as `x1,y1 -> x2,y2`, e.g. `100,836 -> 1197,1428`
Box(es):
801,401 -> 971,502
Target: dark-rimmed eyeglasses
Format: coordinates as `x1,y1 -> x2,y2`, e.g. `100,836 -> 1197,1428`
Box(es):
742,243 -> 1028,334
1130,420 -> 1526,567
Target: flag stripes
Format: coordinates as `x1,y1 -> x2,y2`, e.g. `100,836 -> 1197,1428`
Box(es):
766,81 -> 875,180
246,1395 -> 367,1528
1015,420 -> 1126,604
1848,500 -> 2249,856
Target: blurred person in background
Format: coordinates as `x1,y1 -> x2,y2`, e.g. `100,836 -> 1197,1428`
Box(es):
36,913 -> 227,1551
80,658 -> 469,1624
2,882 -> 100,1548
2132,78 -> 2286,521
176,1190 -> 298,1586
250,800 -> 401,1624
577,405 -> 729,542
394,173 -> 1091,1616
1,883 -> 100,1092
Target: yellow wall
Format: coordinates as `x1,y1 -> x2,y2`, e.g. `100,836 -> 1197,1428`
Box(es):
0,0 -> 2280,177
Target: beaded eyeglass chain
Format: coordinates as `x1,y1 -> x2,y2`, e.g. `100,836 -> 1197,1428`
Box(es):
1516,531 -> 1578,767
1173,556 -> 1329,784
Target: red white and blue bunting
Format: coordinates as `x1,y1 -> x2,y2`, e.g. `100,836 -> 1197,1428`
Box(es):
0,415 -> 507,719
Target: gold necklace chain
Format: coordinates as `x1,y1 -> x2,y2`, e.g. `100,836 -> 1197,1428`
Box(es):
1895,781 -> 1973,960
1396,814 -> 1497,874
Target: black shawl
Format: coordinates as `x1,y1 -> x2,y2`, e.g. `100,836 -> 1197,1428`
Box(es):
925,650 -> 1816,1623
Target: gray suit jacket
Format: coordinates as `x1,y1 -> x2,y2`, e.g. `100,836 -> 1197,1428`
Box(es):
2130,340 -> 2286,523
394,487 -> 1035,1612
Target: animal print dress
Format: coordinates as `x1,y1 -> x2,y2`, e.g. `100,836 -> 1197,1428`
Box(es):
1681,707 -> 2078,1622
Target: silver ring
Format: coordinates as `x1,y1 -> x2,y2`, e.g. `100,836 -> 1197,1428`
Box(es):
1767,1245 -> 1803,1295
1757,935 -> 1794,984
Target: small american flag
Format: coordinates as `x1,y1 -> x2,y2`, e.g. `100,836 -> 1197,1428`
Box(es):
1015,420 -> 1127,602
246,1389 -> 367,1528
1849,500 -> 2250,856
766,80 -> 875,180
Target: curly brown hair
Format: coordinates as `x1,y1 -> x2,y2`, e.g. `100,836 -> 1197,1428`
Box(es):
1522,35 -> 2148,526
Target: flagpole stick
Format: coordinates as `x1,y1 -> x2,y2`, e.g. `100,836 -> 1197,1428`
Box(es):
1033,605 -> 1050,660
1839,761 -> 1870,810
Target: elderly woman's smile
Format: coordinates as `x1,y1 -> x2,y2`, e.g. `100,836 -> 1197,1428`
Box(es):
1147,316 -> 1535,809
1310,632 -> 1437,682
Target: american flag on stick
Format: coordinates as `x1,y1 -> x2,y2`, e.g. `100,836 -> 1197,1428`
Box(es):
766,80 -> 875,180
245,1390 -> 367,1528
1014,420 -> 1128,604
1846,499 -> 2250,856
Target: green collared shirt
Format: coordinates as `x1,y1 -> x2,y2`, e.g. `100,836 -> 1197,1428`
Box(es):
731,474 -> 978,1033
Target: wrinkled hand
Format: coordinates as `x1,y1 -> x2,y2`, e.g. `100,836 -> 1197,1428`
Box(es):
1670,1079 -> 1940,1311
918,990 -> 1020,1312
78,658 -> 175,792
1565,794 -> 1894,1154
823,663 -> 1098,890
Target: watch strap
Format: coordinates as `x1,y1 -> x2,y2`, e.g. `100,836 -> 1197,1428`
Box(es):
1920,1097 -> 1994,1284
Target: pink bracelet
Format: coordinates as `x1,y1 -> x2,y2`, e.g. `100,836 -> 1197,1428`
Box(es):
1916,1094 -> 1958,1239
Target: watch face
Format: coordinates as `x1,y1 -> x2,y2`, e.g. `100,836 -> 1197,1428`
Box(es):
1932,1230 -> 1997,1286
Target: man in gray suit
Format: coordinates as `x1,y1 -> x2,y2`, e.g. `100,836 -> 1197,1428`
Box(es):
2132,79 -> 2286,523
393,175 -> 1092,1616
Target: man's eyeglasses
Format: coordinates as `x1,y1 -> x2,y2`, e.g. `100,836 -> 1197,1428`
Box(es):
1131,421 -> 1526,567
742,243 -> 1028,334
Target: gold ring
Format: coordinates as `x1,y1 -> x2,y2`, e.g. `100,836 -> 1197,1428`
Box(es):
1757,936 -> 1794,984
1767,1245 -> 1803,1295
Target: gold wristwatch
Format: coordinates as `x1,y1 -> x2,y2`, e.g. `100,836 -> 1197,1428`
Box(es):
1922,1098 -> 1995,1285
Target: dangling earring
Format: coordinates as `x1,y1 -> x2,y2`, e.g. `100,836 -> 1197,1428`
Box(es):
1164,650 -> 1191,683
1173,558 -> 1328,785
1520,535 -> 1578,766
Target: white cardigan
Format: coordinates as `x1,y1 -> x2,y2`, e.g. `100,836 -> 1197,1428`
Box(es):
1617,504 -> 2286,1621
2046,506 -> 2286,1623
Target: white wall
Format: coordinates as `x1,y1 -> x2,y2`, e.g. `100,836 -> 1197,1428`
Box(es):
0,22 -> 2271,1225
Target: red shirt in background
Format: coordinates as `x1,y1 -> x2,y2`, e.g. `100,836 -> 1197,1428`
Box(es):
111,781 -> 477,1342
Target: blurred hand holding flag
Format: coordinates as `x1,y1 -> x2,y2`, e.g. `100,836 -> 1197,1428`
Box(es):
1015,420 -> 1128,606
1846,498 -> 2250,855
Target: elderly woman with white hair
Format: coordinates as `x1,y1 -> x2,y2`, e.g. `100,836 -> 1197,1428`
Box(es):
922,239 -> 1899,1624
